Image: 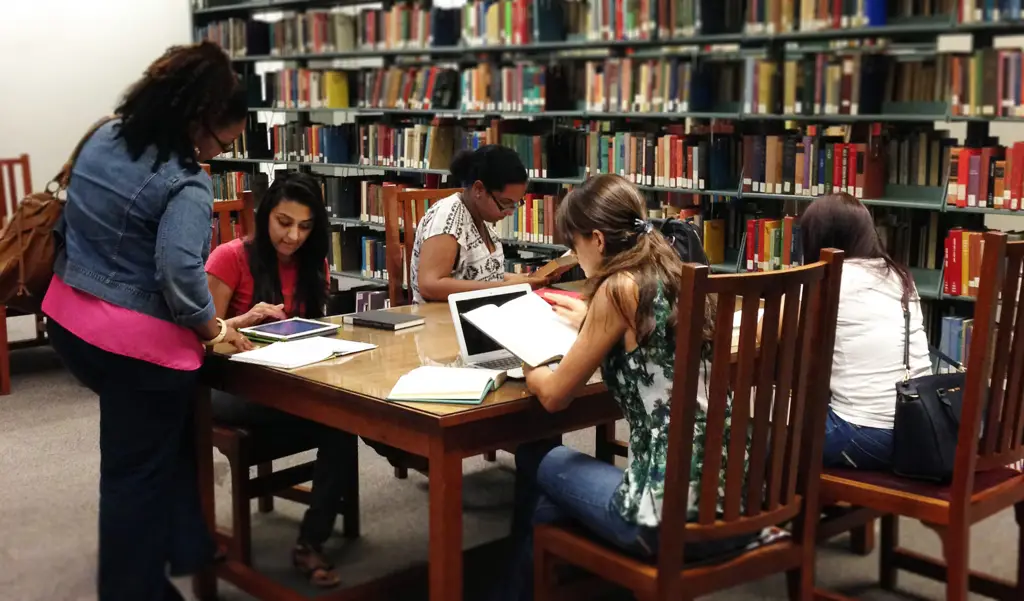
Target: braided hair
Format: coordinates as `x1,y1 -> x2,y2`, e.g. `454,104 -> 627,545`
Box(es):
115,41 -> 248,172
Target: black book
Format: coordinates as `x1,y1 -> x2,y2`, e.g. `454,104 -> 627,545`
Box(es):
342,310 -> 425,331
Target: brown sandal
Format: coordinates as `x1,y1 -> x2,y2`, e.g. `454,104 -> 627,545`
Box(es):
292,543 -> 341,588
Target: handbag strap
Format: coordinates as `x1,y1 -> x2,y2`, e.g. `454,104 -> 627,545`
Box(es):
902,297 -> 967,377
52,116 -> 116,189
902,299 -> 911,382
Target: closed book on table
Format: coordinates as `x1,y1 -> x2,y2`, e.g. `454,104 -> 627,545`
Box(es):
343,310 -> 425,331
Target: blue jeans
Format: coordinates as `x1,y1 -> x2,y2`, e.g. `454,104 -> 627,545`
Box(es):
823,406 -> 894,470
497,443 -> 754,601
48,318 -> 213,601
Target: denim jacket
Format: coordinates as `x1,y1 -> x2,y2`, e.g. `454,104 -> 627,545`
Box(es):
54,119 -> 215,328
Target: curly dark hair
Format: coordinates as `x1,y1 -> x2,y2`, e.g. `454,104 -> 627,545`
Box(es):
115,40 -> 248,172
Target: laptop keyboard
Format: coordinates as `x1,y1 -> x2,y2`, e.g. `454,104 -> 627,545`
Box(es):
477,356 -> 522,371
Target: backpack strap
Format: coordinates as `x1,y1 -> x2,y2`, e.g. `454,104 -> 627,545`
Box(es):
53,116 -> 116,189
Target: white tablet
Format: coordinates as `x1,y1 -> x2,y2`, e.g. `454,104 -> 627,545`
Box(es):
239,317 -> 340,342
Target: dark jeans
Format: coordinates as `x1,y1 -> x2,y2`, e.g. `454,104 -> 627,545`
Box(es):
47,319 -> 213,601
496,441 -> 755,601
211,391 -> 417,547
823,406 -> 894,470
211,390 -> 352,547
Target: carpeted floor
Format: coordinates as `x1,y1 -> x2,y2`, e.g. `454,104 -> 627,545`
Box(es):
0,322 -> 1017,601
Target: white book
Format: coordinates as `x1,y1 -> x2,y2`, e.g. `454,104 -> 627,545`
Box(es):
388,366 -> 505,405
230,336 -> 376,370
461,292 -> 578,368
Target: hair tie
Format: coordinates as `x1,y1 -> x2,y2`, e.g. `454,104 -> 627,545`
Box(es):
634,218 -> 653,236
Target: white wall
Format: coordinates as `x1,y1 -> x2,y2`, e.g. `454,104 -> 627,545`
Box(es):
0,0 -> 192,189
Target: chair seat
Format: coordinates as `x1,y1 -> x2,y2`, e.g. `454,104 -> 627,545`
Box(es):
821,467 -> 1024,524
535,523 -> 799,599
212,422 -> 320,466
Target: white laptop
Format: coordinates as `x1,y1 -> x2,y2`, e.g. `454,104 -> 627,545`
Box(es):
448,284 -> 532,377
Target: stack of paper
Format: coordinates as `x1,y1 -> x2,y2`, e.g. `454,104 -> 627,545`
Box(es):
230,336 -> 377,370
388,366 -> 506,405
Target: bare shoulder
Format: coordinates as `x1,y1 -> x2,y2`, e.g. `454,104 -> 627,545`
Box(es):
592,272 -> 639,327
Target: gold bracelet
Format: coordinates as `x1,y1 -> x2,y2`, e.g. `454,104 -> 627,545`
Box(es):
202,318 -> 227,347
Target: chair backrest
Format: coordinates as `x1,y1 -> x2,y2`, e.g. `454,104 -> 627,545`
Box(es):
0,154 -> 33,225
656,249 -> 844,593
955,233 -> 1024,483
382,186 -> 462,306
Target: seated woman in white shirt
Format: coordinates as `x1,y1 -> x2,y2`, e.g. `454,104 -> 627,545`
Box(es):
800,192 -> 932,470
411,145 -> 553,303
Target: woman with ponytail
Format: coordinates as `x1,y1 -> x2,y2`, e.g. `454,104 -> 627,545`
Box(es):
410,144 -> 554,303
492,175 -> 752,601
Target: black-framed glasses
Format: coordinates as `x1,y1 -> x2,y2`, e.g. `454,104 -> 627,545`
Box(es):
490,191 -> 524,211
205,124 -> 235,153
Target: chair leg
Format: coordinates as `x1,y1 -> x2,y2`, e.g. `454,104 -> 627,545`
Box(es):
484,451 -> 497,462
849,519 -> 875,556
341,434 -> 360,539
0,305 -> 10,396
256,462 -> 273,513
534,543 -> 555,601
228,455 -> 253,566
879,515 -> 898,591
1015,502 -> 1024,598
941,524 -> 971,601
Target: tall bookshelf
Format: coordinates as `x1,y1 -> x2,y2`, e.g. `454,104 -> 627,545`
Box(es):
191,0 -> 1024,343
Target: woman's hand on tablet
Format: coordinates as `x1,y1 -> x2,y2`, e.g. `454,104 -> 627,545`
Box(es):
224,326 -> 254,352
229,302 -> 287,329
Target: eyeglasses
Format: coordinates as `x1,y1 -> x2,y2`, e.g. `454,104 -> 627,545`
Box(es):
205,124 -> 236,153
490,191 -> 525,211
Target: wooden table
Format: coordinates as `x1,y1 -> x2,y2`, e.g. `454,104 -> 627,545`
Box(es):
193,303 -> 620,601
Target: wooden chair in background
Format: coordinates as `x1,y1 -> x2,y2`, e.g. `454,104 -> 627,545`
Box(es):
202,171 -> 361,565
0,154 -> 45,396
533,249 -> 846,601
817,231 -> 1024,601
382,186 -> 500,478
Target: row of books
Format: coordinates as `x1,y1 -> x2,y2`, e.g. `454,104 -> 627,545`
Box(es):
263,55 -> 958,118
947,143 -> 1024,210
196,6 -> 463,57
943,229 -> 987,298
210,213 -> 245,252
951,49 -> 1024,118
938,315 -> 972,373
226,120 -> 962,196
211,171 -> 250,202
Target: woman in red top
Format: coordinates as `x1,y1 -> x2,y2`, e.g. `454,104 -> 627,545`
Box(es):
206,173 -> 403,587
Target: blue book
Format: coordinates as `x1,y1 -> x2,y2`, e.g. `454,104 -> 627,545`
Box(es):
864,0 -> 887,26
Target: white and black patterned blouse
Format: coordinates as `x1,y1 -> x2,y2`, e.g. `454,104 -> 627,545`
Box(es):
410,193 -> 505,304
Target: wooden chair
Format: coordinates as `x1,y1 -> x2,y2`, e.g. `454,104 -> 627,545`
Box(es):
533,249 -> 846,601
0,154 -> 45,396
211,425 -> 360,565
382,186 -> 499,477
817,231 -> 1024,601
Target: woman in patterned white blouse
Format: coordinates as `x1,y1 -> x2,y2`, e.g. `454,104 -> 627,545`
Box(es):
491,174 -> 754,601
411,145 -> 554,303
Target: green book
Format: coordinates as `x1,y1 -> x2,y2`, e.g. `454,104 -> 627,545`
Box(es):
387,366 -> 506,406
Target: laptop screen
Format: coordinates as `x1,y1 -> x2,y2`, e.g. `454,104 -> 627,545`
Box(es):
454,288 -> 530,356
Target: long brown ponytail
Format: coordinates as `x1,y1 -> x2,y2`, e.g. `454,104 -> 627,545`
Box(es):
556,175 -> 685,344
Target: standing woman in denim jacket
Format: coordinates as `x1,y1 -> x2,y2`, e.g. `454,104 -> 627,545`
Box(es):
41,41 -> 254,601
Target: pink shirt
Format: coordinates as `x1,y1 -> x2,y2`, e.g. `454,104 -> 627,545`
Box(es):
42,275 -> 205,371
205,238 -> 329,318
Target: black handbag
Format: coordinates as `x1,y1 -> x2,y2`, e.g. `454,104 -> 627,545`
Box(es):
891,303 -> 966,483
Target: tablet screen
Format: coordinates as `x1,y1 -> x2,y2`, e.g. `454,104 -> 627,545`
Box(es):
247,319 -> 332,337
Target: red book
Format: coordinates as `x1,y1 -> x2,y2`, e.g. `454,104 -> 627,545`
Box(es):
536,288 -> 582,304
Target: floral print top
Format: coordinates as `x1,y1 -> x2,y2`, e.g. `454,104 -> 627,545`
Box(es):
602,286 -> 747,528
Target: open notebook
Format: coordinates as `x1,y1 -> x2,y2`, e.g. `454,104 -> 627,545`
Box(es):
388,366 -> 506,405
461,292 -> 579,368
230,336 -> 377,370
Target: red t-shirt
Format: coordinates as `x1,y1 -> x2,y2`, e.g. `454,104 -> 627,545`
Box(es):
205,238 -> 329,318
